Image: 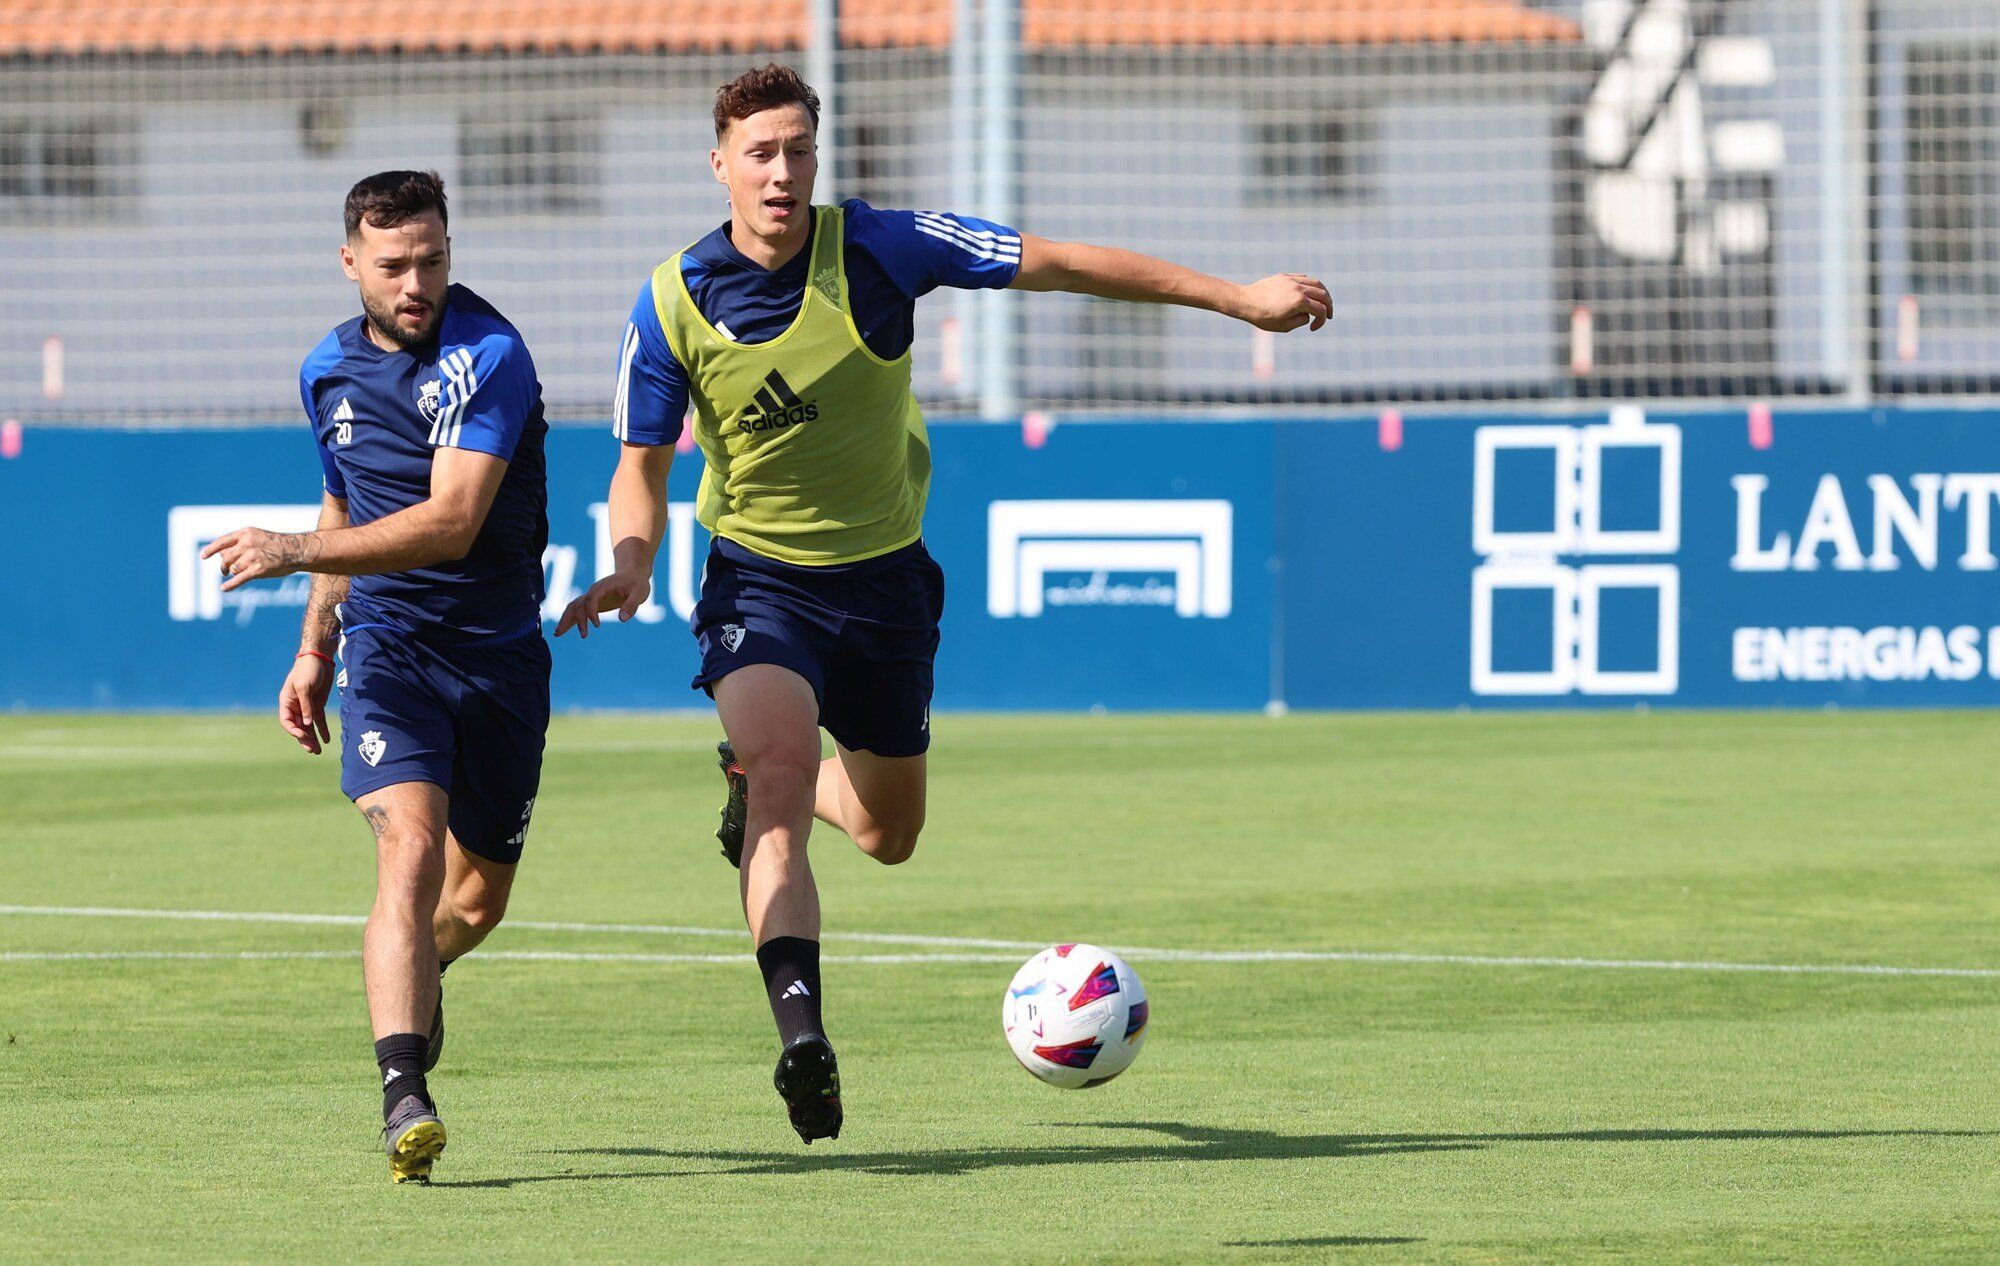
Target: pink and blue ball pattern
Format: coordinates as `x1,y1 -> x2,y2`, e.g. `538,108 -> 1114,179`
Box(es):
1069,962 -> 1121,1011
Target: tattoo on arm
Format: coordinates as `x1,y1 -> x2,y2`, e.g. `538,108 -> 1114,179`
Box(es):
299,572 -> 349,651
276,532 -> 325,568
364,805 -> 390,839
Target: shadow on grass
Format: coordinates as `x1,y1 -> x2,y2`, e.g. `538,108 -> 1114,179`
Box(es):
437,1168 -> 726,1190
1224,1238 -> 1423,1249
510,1120 -> 1995,1182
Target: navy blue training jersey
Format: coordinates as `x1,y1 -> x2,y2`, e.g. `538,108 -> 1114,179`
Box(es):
613,199 -> 1021,445
300,283 -> 549,642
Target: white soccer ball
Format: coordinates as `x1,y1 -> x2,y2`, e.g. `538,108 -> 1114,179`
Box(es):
1002,943 -> 1149,1089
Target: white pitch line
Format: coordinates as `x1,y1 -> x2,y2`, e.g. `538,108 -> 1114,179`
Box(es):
0,904 -> 1048,950
0,950 -> 1021,965
3,904 -> 2000,979
1,951 -> 357,962
0,746 -> 222,760
0,904 -> 364,928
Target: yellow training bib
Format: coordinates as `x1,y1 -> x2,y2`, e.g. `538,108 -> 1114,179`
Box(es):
652,205 -> 931,566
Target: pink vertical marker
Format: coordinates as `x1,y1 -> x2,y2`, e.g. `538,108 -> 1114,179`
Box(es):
1569,306 -> 1594,376
1378,409 -> 1403,453
1747,401 -> 1773,451
1022,410 -> 1053,450
0,418 -> 20,459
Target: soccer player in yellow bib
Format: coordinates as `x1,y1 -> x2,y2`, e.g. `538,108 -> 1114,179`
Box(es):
555,65 -> 1328,1143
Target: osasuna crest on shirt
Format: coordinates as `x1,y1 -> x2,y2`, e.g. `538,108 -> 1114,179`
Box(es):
416,378 -> 443,428
299,282 -> 551,642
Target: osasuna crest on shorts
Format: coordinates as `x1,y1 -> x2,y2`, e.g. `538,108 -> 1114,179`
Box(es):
721,624 -> 747,653
336,625 -> 551,865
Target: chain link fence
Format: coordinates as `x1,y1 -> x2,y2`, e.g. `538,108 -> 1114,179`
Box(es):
1,1 -> 1996,423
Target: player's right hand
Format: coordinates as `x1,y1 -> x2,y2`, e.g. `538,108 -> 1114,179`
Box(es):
1238,273 -> 1331,333
554,571 -> 652,639
280,653 -> 335,755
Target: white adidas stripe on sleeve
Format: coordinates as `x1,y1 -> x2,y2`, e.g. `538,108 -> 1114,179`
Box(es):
915,210 -> 1019,250
453,352 -> 480,448
612,324 -> 640,440
437,347 -> 476,448
914,219 -> 1022,265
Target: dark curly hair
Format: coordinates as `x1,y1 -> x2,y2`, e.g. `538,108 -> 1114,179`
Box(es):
713,64 -> 821,140
343,169 -> 447,239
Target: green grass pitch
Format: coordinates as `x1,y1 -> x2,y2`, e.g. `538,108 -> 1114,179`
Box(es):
3,710 -> 1999,1262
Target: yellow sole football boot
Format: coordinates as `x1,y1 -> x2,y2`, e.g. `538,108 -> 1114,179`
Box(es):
384,1096 -> 447,1184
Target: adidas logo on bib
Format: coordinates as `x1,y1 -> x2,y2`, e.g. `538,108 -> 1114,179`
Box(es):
736,370 -> 818,434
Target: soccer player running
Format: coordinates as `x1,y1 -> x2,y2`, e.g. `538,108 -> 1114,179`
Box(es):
555,66 -> 1326,1143
202,171 -> 551,1183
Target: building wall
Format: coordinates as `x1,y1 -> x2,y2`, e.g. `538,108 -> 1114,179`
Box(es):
1015,71 -> 1569,400
0,51 -> 1582,421
0,57 -> 752,421
32,22 -> 1998,416
1872,0 -> 2000,383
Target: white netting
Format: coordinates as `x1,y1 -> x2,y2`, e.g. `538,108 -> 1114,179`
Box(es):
1,1 -> 1997,423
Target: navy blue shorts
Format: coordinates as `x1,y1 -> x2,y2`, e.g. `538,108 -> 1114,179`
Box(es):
337,623 -> 550,864
691,537 -> 944,758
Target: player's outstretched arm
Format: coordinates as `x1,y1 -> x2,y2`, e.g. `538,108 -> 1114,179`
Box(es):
555,441 -> 675,639
201,446 -> 509,590
278,492 -> 350,755
1010,233 -> 1329,333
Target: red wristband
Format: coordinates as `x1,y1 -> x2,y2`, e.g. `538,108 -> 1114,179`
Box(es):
297,650 -> 335,666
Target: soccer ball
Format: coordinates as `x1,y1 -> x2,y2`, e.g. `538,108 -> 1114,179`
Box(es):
1002,944 -> 1149,1089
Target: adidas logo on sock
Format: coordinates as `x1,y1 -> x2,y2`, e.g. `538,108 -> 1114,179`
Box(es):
781,980 -> 812,999
383,1067 -> 410,1086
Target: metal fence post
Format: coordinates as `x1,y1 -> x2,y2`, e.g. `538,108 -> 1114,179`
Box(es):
952,0 -> 982,410
978,0 -> 1021,421
809,0 -> 840,201
1820,0 -> 1872,402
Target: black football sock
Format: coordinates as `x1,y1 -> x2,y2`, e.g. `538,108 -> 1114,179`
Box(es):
375,1033 -> 432,1117
756,936 -> 825,1048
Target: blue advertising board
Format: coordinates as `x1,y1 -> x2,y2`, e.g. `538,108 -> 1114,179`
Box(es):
2,406 -> 1996,711
1282,405 -> 2000,708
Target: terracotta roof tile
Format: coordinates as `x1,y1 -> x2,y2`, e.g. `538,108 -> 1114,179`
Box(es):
0,1 -> 1577,57
1026,1 -> 1579,49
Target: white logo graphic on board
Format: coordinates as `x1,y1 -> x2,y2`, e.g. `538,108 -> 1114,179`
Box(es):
1471,407 -> 1682,696
543,501 -> 697,627
167,504 -> 323,623
987,500 -> 1233,619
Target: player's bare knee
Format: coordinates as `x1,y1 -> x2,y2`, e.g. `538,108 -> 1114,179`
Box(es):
741,748 -> 819,808
379,828 -> 440,865
451,886 -> 508,934
370,826 -> 444,896
857,820 -> 923,865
